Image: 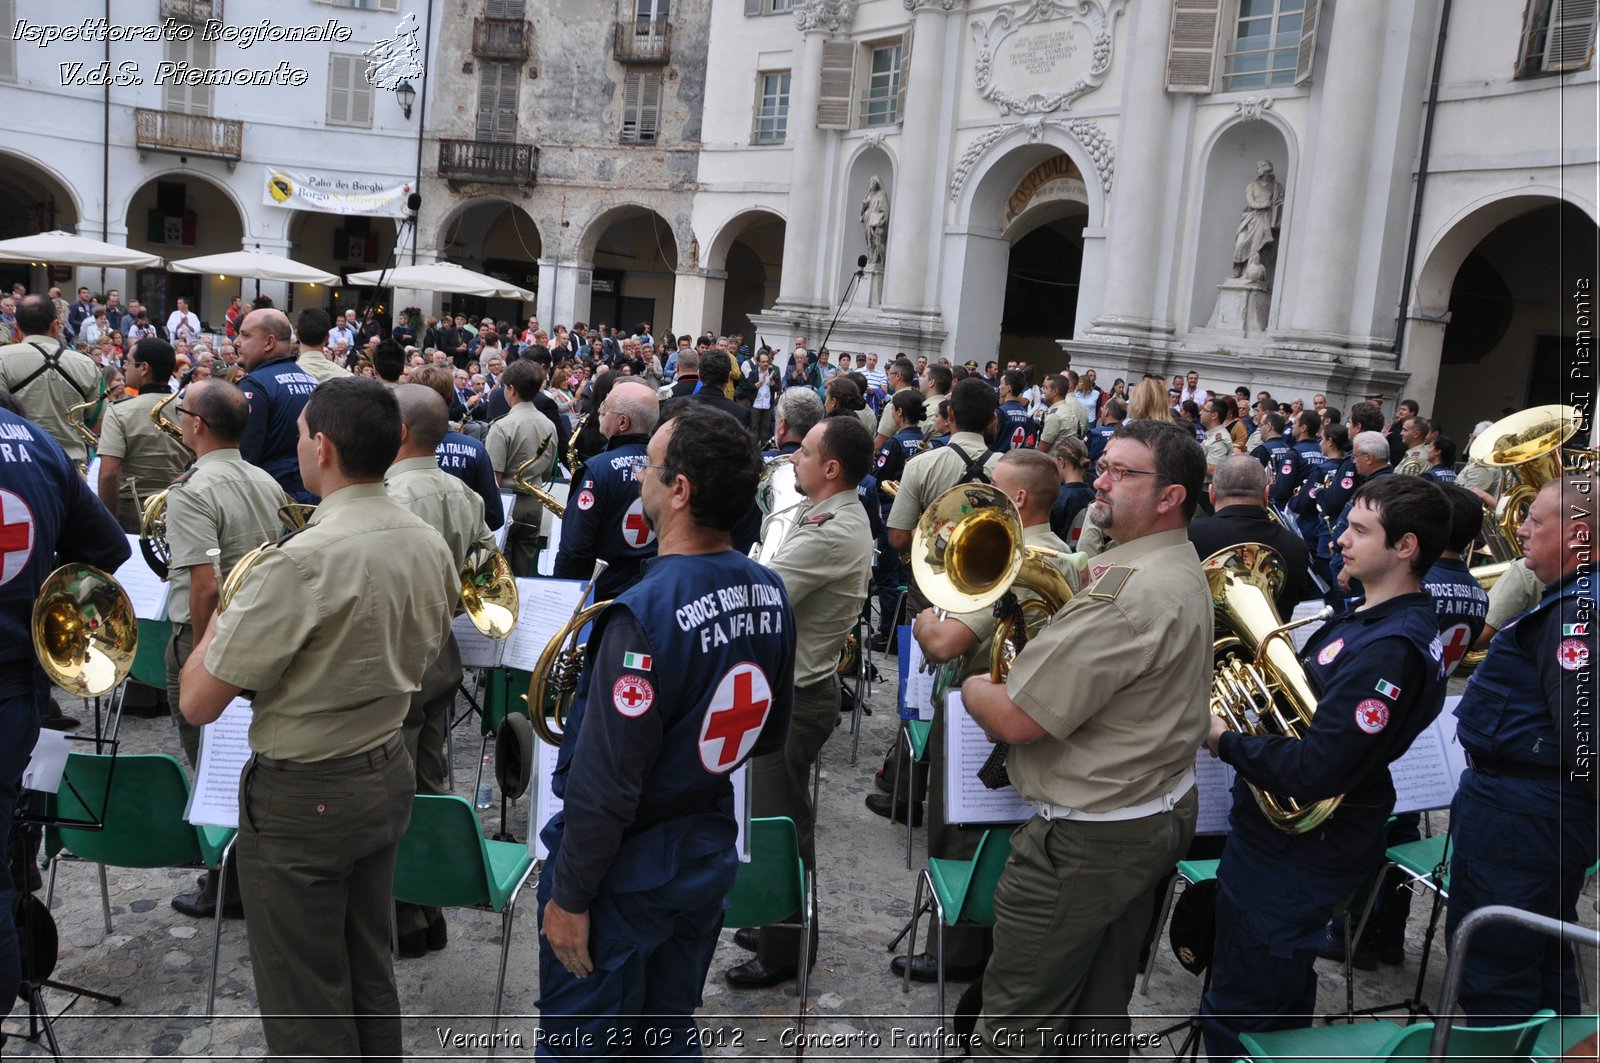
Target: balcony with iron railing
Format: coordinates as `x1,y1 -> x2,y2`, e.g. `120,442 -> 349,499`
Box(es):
472,16 -> 532,59
438,138 -> 538,186
160,0 -> 221,22
134,107 -> 243,162
613,20 -> 671,63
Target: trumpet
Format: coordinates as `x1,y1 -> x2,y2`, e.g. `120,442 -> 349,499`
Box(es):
523,561 -> 611,746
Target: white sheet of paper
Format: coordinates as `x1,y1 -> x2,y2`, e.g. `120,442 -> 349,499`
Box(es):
498,578 -> 590,672
453,611 -> 505,670
84,455 -> 100,487
904,640 -> 936,722
494,491 -> 517,551
114,534 -> 171,621
943,692 -> 1035,826
537,481 -> 571,575
22,728 -> 72,794
186,698 -> 254,828
1194,749 -> 1237,834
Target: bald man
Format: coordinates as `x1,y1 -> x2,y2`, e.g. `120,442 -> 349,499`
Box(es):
554,380 -> 660,599
237,308 -> 321,502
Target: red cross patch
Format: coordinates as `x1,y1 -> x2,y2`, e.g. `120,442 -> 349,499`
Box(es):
698,662 -> 773,774
612,674 -> 655,717
1440,623 -> 1474,676
1354,698 -> 1389,735
1010,426 -> 1027,449
0,489 -> 36,587
1317,638 -> 1344,666
1559,639 -> 1590,672
621,498 -> 655,548
576,489 -> 596,511
876,452 -> 888,468
1341,475 -> 1354,490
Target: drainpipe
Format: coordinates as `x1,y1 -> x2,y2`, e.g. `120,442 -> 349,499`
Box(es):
1393,0 -> 1453,365
411,0 -> 434,267
101,0 -> 110,290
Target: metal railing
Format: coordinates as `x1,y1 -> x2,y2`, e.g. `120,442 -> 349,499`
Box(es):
438,138 -> 538,185
134,108 -> 243,161
613,20 -> 671,62
472,17 -> 532,59
161,0 -> 221,23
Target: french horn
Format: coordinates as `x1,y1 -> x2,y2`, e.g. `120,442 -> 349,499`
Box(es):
33,564 -> 138,698
523,561 -> 611,746
64,395 -> 102,477
218,502 -> 315,612
136,394 -> 194,580
459,542 -> 519,640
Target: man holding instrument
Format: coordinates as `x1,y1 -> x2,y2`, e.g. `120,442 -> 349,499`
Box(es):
181,377 -> 457,1059
486,358 -> 557,577
537,404 -> 795,1055
959,419 -> 1210,1055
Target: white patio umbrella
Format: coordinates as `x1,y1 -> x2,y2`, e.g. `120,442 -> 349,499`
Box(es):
345,261 -> 535,301
0,230 -> 163,268
167,247 -> 339,285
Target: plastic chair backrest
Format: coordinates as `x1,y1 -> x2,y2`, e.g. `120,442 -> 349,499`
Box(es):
55,753 -> 202,868
1433,1010 -> 1553,1060
130,619 -> 172,689
957,827 -> 1015,926
393,795 -> 494,910
724,817 -> 803,929
480,666 -> 536,736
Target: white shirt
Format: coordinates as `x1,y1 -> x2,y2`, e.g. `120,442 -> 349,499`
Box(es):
166,310 -> 200,340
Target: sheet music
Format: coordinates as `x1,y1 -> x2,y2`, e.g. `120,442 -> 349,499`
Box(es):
452,611 -> 504,669
499,579 -> 590,672
904,637 -> 937,723
1439,697 -> 1470,782
187,698 -> 254,828
537,481 -> 571,575
22,728 -> 72,794
115,534 -> 171,621
1194,751 -> 1238,834
944,692 -> 1035,826
531,741 -> 749,862
493,491 -> 516,551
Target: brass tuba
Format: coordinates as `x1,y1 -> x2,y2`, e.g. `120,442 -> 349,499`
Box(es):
32,564 -> 139,698
1468,405 -> 1584,559
911,482 -> 1075,681
523,561 -> 611,746
751,456 -> 804,564
1204,544 -> 1336,834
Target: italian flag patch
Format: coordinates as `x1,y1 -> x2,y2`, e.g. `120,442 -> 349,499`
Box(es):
1375,679 -> 1401,699
622,652 -> 653,671
1566,623 -> 1590,637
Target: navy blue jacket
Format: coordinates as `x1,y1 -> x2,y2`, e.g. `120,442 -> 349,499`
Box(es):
1086,422 -> 1118,467
873,427 -> 924,517
237,355 -> 319,503
1421,465 -> 1457,485
994,401 -> 1032,453
553,434 -> 654,599
1422,556 -> 1489,676
434,430 -> 504,531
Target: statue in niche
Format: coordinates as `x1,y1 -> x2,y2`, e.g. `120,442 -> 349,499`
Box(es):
1231,160 -> 1285,284
860,176 -> 889,270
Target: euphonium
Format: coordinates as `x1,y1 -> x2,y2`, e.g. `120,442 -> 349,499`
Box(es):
1203,544 -> 1336,834
523,561 -> 611,746
751,456 -> 804,564
1468,405 -> 1582,559
32,564 -> 139,698
911,482 -> 1075,681
511,436 -> 565,519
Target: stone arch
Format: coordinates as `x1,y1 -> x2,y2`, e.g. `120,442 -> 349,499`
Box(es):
1413,188 -> 1596,314
704,207 -> 787,273
119,168 -> 251,248
123,171 -> 248,326
575,203 -> 679,266
578,204 -> 679,335
0,151 -> 82,237
952,123 -> 1109,236
705,208 -> 787,340
435,195 -> 545,265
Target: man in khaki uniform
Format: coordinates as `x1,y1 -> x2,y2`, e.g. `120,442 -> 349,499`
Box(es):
961,419 -> 1212,1055
163,378 -> 289,919
1036,372 -> 1087,453
486,358 -> 558,576
726,415 -> 875,989
874,358 -> 919,449
96,338 -> 191,531
180,377 -> 457,1060
385,384 -> 491,958
1201,397 -> 1234,478
0,294 -> 104,467
292,307 -> 352,385
899,449 -> 1084,984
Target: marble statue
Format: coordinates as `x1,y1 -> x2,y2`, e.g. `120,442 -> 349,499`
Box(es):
1231,160 -> 1285,282
861,176 -> 889,269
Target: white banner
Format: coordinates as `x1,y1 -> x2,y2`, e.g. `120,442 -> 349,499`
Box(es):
263,168 -> 410,218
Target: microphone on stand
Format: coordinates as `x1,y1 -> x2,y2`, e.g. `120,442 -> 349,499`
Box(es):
856,254 -> 868,277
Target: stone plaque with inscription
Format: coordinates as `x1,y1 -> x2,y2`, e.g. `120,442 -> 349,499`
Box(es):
972,0 -> 1126,116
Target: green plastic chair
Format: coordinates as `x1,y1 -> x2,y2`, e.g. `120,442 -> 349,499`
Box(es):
1141,857 -> 1221,993
725,817 -> 814,1037
1531,1012 -> 1599,1062
895,718 -> 932,869
1239,1008 -> 1554,1061
44,752 -> 234,1015
129,618 -> 170,689
1345,833 -> 1453,1020
902,826 -> 1015,1023
391,794 -> 536,1047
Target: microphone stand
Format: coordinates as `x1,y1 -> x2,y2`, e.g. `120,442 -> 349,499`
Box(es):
818,256 -> 869,356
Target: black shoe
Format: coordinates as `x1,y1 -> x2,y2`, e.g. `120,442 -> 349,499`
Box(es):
41,716 -> 80,731
891,952 -> 984,983
398,929 -> 429,960
171,889 -> 245,920
870,632 -> 892,652
865,792 -> 922,827
426,914 -> 448,952
1374,941 -> 1405,967
733,927 -> 760,952
1316,938 -> 1378,972
874,770 -> 893,795
25,861 -> 41,894
724,957 -> 798,988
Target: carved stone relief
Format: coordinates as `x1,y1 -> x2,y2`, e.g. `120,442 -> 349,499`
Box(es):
970,0 -> 1127,115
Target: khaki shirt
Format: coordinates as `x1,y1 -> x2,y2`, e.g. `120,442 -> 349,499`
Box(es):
1456,459 -> 1499,494
1003,528 -> 1212,812
1401,443 -> 1429,470
165,448 -> 289,625
1202,425 -> 1232,473
205,482 -> 457,761
877,385 -> 916,438
295,348 -> 352,384
383,455 -> 490,569
0,334 -> 104,463
855,406 -> 878,438
485,400 -> 558,522
1484,556 -> 1542,632
886,431 -> 1000,531
765,488 -> 874,687
1038,398 -> 1087,451
96,391 -> 191,507
950,525 -> 1082,683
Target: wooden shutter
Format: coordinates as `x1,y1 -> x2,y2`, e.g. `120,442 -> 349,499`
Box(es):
894,28 -> 912,125
639,73 -> 662,142
328,53 -> 373,127
1294,0 -> 1321,85
0,0 -> 14,82
1545,0 -> 1598,69
1166,0 -> 1223,93
486,0 -> 525,16
349,58 -> 373,127
477,61 -> 519,141
816,39 -> 855,128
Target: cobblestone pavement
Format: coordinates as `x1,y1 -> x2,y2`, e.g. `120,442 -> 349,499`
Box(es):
5,649 -> 1590,1060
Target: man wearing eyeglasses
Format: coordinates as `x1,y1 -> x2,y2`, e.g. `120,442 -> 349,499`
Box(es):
96,337 -> 191,533
553,381 -> 660,599
959,419 -> 1212,1056
162,378 -> 289,919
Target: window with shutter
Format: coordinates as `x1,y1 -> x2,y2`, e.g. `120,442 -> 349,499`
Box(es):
476,61 -> 520,141
894,27 -> 912,126
165,37 -> 215,114
745,0 -> 763,15
1293,0 -> 1319,84
816,39 -> 855,129
770,0 -> 794,10
1222,0 -> 1305,90
621,72 -> 662,143
485,0 -> 525,16
0,0 -> 14,82
1166,0 -> 1223,92
1520,0 -> 1598,74
861,41 -> 902,126
327,53 -> 372,127
753,70 -> 791,144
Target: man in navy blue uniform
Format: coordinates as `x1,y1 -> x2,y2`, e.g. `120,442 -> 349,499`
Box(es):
1328,430 -> 1393,599
1446,475 -> 1596,1022
553,381 -> 659,599
236,308 -> 320,503
1202,476 -> 1450,1060
1085,399 -> 1122,468
0,399 -> 129,1017
537,404 -> 796,1057
1278,412 -> 1326,536
1188,456 -> 1314,617
993,370 -> 1032,453
1249,411 -> 1292,471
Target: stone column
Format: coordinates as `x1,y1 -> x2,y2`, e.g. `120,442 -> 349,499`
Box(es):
671,269 -> 729,337
1278,0 -> 1384,345
1088,0 -> 1177,336
881,0 -> 963,315
772,1 -> 856,315
538,257 -> 595,330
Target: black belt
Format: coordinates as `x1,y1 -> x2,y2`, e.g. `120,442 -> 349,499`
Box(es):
1467,752 -> 1563,780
